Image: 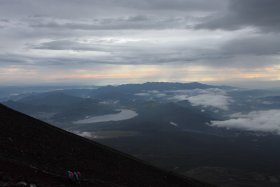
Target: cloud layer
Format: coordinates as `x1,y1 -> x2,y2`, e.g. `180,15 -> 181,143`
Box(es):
0,0 -> 280,85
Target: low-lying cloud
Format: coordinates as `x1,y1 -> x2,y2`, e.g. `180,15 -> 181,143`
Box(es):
136,88 -> 232,110
171,88 -> 231,110
210,110 -> 280,134
187,93 -> 231,110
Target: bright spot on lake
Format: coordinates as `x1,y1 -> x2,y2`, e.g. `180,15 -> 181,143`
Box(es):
73,109 -> 138,124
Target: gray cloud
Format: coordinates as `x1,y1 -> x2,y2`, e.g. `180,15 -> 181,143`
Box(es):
29,16 -> 190,31
222,34 -> 280,56
32,40 -> 112,51
27,38 -> 226,65
0,0 -> 225,18
196,0 -> 280,32
120,0 -> 226,12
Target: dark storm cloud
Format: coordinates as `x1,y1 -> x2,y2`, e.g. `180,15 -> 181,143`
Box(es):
196,0 -> 280,31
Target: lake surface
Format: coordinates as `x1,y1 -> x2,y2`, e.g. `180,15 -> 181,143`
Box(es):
73,109 -> 138,124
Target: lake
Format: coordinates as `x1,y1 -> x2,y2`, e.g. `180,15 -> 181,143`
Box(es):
73,109 -> 138,124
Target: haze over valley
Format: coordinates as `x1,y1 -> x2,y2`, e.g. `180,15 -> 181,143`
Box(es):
2,82 -> 280,186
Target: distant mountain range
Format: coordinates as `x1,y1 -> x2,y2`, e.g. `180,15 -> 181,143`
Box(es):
93,82 -> 232,94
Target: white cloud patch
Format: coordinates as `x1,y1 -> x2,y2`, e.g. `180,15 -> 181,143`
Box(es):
135,88 -> 232,110
210,110 -> 280,134
135,92 -> 150,96
170,88 -> 231,110
135,90 -> 166,98
170,121 -> 178,127
171,94 -> 189,101
136,88 -> 231,110
187,93 -> 230,110
74,131 -> 97,139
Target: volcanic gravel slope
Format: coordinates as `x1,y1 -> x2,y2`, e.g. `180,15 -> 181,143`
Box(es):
0,104 -> 214,187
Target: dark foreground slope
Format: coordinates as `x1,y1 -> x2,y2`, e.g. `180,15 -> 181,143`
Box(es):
0,104 -> 213,187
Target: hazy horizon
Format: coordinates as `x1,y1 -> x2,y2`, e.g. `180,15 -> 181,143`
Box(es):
1,80 -> 280,90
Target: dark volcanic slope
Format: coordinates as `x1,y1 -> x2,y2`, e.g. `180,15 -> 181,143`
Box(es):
0,104 -> 213,187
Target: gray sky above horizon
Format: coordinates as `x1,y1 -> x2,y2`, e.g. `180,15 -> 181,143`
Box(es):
1,0 -> 280,87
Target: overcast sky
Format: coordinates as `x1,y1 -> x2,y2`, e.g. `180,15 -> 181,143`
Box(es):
1,0 -> 280,87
